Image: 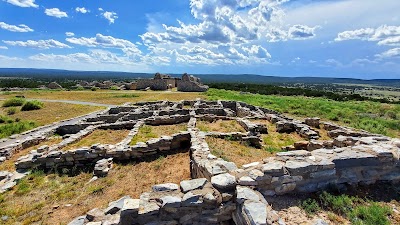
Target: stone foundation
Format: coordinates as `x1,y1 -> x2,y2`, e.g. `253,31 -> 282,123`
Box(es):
0,100 -> 398,225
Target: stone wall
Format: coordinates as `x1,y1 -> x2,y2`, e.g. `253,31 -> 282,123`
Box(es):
16,132 -> 191,170
177,80 -> 209,92
1,100 -> 399,225
136,79 -> 169,90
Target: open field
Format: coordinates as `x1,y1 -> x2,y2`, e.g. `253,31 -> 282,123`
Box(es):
0,90 -> 204,105
0,151 -> 190,225
130,124 -> 187,145
63,129 -> 130,150
0,101 -> 104,127
207,89 -> 400,137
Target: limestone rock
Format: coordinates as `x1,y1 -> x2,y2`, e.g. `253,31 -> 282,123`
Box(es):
211,173 -> 237,191
152,183 -> 179,192
180,178 -> 207,193
93,158 -> 113,177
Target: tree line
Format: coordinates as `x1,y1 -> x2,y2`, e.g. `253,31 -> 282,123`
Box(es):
207,83 -> 399,104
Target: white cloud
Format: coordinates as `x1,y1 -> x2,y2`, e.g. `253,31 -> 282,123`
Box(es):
335,25 -> 400,46
141,0 -> 298,46
288,25 -> 319,40
3,0 -> 38,8
29,49 -> 142,66
0,22 -> 33,32
98,8 -> 104,11
65,32 -> 75,37
66,33 -> 141,56
335,28 -> 375,41
242,45 -> 271,59
375,48 -> 400,59
0,46 -> 8,50
0,54 -> 21,60
3,39 -> 71,49
101,11 -> 118,24
45,8 -> 68,18
138,0 -> 318,67
76,7 -> 89,14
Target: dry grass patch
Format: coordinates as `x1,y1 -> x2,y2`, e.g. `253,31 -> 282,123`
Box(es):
206,137 -> 272,167
0,102 -> 104,126
130,123 -> 187,145
63,129 -> 129,150
0,136 -> 62,172
197,119 -> 246,133
0,90 -> 205,105
0,152 -> 190,225
251,119 -> 306,153
312,127 -> 332,141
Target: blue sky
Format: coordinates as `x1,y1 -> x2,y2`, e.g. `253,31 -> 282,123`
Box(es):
0,0 -> 399,79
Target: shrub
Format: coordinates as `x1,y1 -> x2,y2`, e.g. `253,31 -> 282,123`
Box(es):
319,191 -> 355,215
0,115 -> 13,124
0,120 -> 37,138
21,100 -> 44,111
76,86 -> 85,91
348,203 -> 392,225
91,87 -> 98,91
7,107 -> 17,115
109,85 -> 119,90
301,198 -> 321,215
2,98 -> 25,107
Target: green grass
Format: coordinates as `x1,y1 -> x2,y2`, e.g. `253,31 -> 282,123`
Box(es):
349,203 -> 392,225
113,93 -> 140,98
2,98 -> 26,107
21,100 -> 44,111
0,120 -> 37,138
206,89 -> 400,137
130,125 -> 158,145
301,192 -> 392,225
301,198 -> 320,215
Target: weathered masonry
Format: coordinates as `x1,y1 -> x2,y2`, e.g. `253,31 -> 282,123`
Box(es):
0,100 -> 399,225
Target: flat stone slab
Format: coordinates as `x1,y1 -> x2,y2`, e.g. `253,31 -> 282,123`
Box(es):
243,201 -> 267,225
180,178 -> 207,193
211,173 -> 236,190
152,183 -> 179,192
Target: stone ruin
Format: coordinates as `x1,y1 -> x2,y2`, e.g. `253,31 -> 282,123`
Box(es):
136,73 -> 209,92
177,73 -> 209,92
0,100 -> 399,225
47,81 -> 63,89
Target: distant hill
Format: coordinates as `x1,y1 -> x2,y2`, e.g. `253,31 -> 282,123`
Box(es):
1,68 -> 399,87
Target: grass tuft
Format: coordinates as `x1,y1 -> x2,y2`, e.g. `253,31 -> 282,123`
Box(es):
2,98 -> 25,107
21,100 -> 44,111
301,192 -> 393,225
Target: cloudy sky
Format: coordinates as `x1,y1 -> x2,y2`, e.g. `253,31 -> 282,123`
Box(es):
0,0 -> 399,79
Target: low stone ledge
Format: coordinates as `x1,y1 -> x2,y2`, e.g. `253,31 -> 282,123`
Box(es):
70,178 -> 235,225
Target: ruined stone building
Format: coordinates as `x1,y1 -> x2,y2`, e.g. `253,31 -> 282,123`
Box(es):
136,73 -> 209,92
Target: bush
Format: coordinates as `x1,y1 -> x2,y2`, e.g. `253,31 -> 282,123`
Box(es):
21,100 -> 44,111
109,85 -> 119,90
0,120 -> 37,138
348,203 -> 392,225
0,115 -> 13,124
319,191 -> 355,215
91,87 -> 98,91
7,107 -> 17,115
301,198 -> 321,215
2,98 -> 25,107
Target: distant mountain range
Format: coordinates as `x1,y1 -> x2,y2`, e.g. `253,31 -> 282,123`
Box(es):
1,68 -> 399,87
